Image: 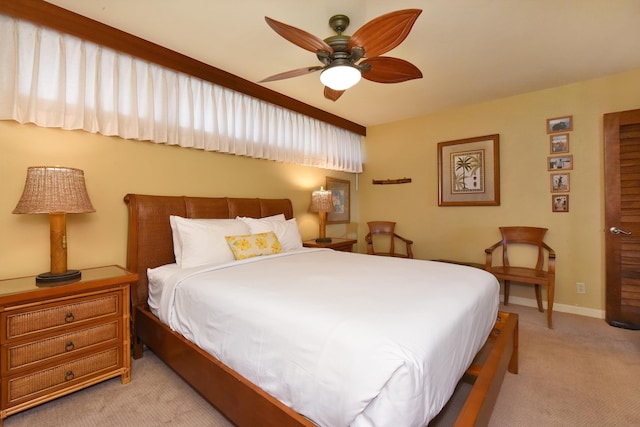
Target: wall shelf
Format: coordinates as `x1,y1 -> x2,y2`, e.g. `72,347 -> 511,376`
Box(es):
372,178 -> 412,185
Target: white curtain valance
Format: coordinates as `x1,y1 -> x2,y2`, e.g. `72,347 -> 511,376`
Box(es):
0,15 -> 363,173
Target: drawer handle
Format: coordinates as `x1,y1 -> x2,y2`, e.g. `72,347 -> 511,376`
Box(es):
65,370 -> 75,381
65,312 -> 75,323
65,341 -> 75,352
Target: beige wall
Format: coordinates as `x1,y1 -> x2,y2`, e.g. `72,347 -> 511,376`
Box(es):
0,122 -> 355,279
359,68 -> 640,316
3,68 -> 640,316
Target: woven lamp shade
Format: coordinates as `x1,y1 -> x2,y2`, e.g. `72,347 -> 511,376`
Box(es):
309,188 -> 335,213
13,166 -> 95,214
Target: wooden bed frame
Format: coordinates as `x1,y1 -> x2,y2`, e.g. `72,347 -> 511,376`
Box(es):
124,193 -> 518,427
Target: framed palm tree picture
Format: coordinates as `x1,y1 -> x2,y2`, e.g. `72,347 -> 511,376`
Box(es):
437,134 -> 500,206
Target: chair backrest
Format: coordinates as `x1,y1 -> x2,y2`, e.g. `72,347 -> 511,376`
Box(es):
368,221 -> 397,253
499,226 -> 548,270
366,221 -> 414,258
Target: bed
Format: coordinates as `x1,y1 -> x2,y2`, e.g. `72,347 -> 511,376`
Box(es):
124,193 -> 518,426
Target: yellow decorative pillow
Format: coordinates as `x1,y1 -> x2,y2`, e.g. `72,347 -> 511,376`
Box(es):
225,231 -> 282,260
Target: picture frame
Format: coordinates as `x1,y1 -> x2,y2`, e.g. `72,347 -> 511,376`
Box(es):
548,154 -> 573,171
552,194 -> 569,212
326,177 -> 350,224
550,173 -> 570,193
546,115 -> 573,134
550,133 -> 570,153
437,134 -> 500,206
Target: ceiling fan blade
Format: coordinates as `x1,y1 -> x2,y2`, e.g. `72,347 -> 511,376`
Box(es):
348,9 -> 422,58
259,66 -> 324,83
265,17 -> 333,54
324,86 -> 345,101
360,57 -> 423,83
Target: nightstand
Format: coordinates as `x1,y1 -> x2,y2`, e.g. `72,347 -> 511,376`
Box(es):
303,238 -> 357,252
0,265 -> 137,425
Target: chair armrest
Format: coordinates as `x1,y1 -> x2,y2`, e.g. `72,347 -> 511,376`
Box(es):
484,241 -> 502,269
393,233 -> 413,244
543,243 -> 556,273
485,241 -> 502,254
404,239 -> 414,258
365,233 -> 374,255
394,233 -> 414,258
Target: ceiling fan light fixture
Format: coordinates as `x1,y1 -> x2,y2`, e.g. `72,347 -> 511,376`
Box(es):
320,64 -> 361,91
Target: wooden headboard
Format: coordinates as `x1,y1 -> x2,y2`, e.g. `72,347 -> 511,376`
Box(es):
124,194 -> 294,308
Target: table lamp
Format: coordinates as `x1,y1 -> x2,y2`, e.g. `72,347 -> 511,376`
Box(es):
309,186 -> 335,243
13,166 -> 95,284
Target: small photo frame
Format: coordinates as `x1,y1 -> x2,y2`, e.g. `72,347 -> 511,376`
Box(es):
547,115 -> 573,134
552,194 -> 569,212
550,173 -> 570,193
550,133 -> 570,153
548,154 -> 573,171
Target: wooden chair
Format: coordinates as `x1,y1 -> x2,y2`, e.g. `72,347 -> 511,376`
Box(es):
485,226 -> 556,328
365,221 -> 414,259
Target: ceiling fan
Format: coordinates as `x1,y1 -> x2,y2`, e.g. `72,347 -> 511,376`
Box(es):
259,9 -> 423,101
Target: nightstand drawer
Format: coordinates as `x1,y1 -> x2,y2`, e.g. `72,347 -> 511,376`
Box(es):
5,347 -> 120,406
3,321 -> 120,374
4,292 -> 120,341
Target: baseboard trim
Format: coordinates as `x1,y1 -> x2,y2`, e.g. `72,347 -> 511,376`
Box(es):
502,295 -> 605,319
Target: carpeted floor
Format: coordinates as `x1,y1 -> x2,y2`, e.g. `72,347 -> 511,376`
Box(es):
488,303 -> 640,427
4,304 -> 639,426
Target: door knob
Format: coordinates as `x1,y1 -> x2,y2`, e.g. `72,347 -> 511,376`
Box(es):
609,226 -> 631,235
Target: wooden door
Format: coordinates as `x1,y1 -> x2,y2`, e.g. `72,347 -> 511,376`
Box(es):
604,108 -> 640,329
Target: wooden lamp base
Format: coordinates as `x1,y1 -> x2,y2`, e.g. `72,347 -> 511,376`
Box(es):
36,269 -> 81,285
316,211 -> 332,243
37,212 -> 81,285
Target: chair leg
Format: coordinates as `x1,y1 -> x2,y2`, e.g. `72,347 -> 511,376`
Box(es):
547,282 -> 555,329
503,280 -> 510,305
534,284 -> 543,312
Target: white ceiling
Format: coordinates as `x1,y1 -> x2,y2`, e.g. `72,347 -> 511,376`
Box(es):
45,0 -> 640,128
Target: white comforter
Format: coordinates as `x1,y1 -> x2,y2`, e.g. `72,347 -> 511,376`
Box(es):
149,249 -> 499,427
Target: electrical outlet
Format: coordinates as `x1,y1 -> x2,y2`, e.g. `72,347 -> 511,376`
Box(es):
576,282 -> 586,294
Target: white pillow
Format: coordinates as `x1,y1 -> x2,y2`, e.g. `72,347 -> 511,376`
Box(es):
169,216 -> 250,268
169,215 -> 184,264
237,216 -> 303,252
170,216 -> 250,264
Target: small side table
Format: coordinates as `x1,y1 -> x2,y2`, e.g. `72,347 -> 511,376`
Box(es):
303,238 -> 357,252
